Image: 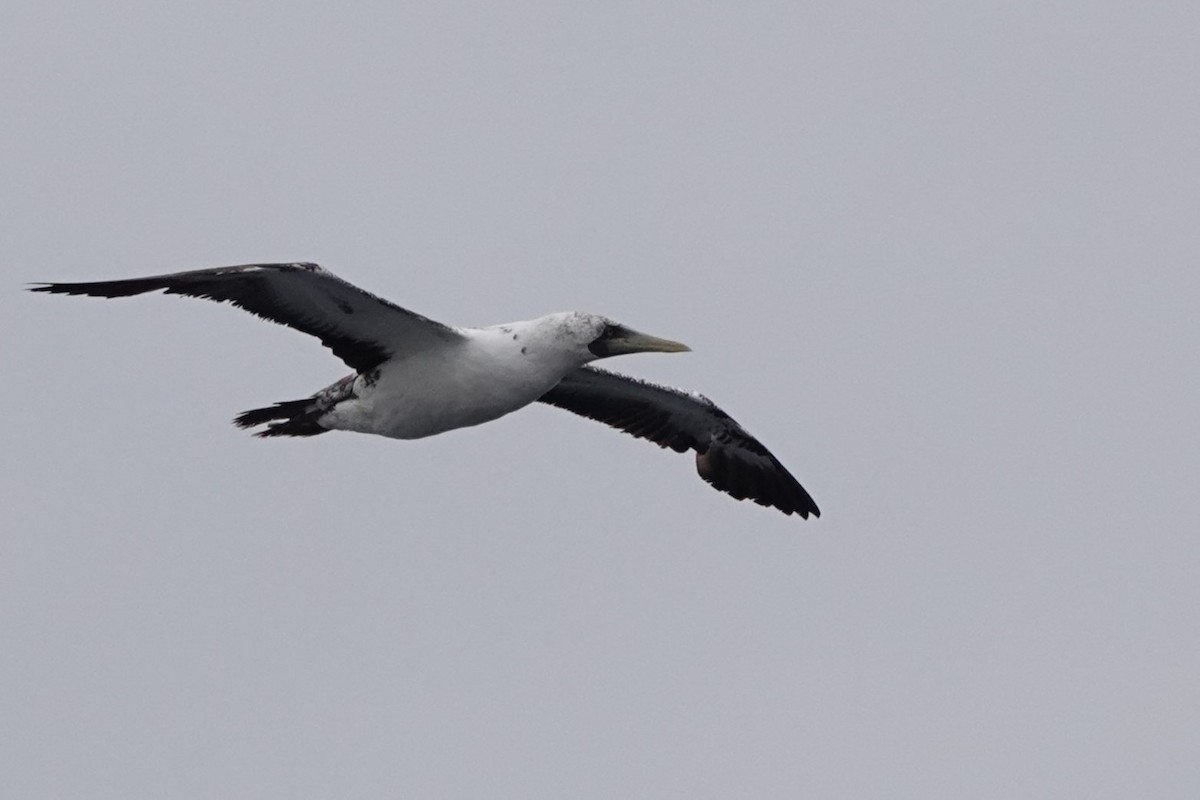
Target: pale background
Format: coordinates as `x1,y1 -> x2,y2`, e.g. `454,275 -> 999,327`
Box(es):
3,3 -> 1198,797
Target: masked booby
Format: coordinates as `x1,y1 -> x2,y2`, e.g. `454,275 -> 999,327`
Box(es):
30,262 -> 819,518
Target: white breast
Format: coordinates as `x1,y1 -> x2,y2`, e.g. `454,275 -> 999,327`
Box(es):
321,325 -> 586,439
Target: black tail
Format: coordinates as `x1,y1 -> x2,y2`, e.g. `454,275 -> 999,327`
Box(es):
233,399 -> 328,437
233,374 -> 356,438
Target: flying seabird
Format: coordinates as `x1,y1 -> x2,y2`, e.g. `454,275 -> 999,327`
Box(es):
30,263 -> 819,518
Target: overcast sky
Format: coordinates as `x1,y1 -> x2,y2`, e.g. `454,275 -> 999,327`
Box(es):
3,2 -> 1198,798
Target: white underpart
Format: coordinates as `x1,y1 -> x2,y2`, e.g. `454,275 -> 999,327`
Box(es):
321,313 -> 600,439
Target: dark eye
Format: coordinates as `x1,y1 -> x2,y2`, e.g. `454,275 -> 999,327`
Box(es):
588,324 -> 628,356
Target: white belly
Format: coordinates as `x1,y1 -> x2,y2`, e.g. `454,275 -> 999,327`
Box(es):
320,336 -> 576,439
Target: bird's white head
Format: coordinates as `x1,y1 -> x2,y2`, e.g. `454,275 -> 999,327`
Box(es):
538,312 -> 691,361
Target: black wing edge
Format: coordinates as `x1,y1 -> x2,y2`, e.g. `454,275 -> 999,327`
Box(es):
539,367 -> 820,519
28,263 -> 390,372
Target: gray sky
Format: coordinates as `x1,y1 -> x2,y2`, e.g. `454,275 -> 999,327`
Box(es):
3,2 -> 1198,797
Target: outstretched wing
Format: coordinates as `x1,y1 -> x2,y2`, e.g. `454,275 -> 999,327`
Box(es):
538,366 -> 820,518
29,262 -> 464,372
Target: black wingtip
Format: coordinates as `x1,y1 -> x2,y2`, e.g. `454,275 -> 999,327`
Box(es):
695,446 -> 820,519
27,282 -> 109,296
25,278 -> 167,298
793,487 -> 821,520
